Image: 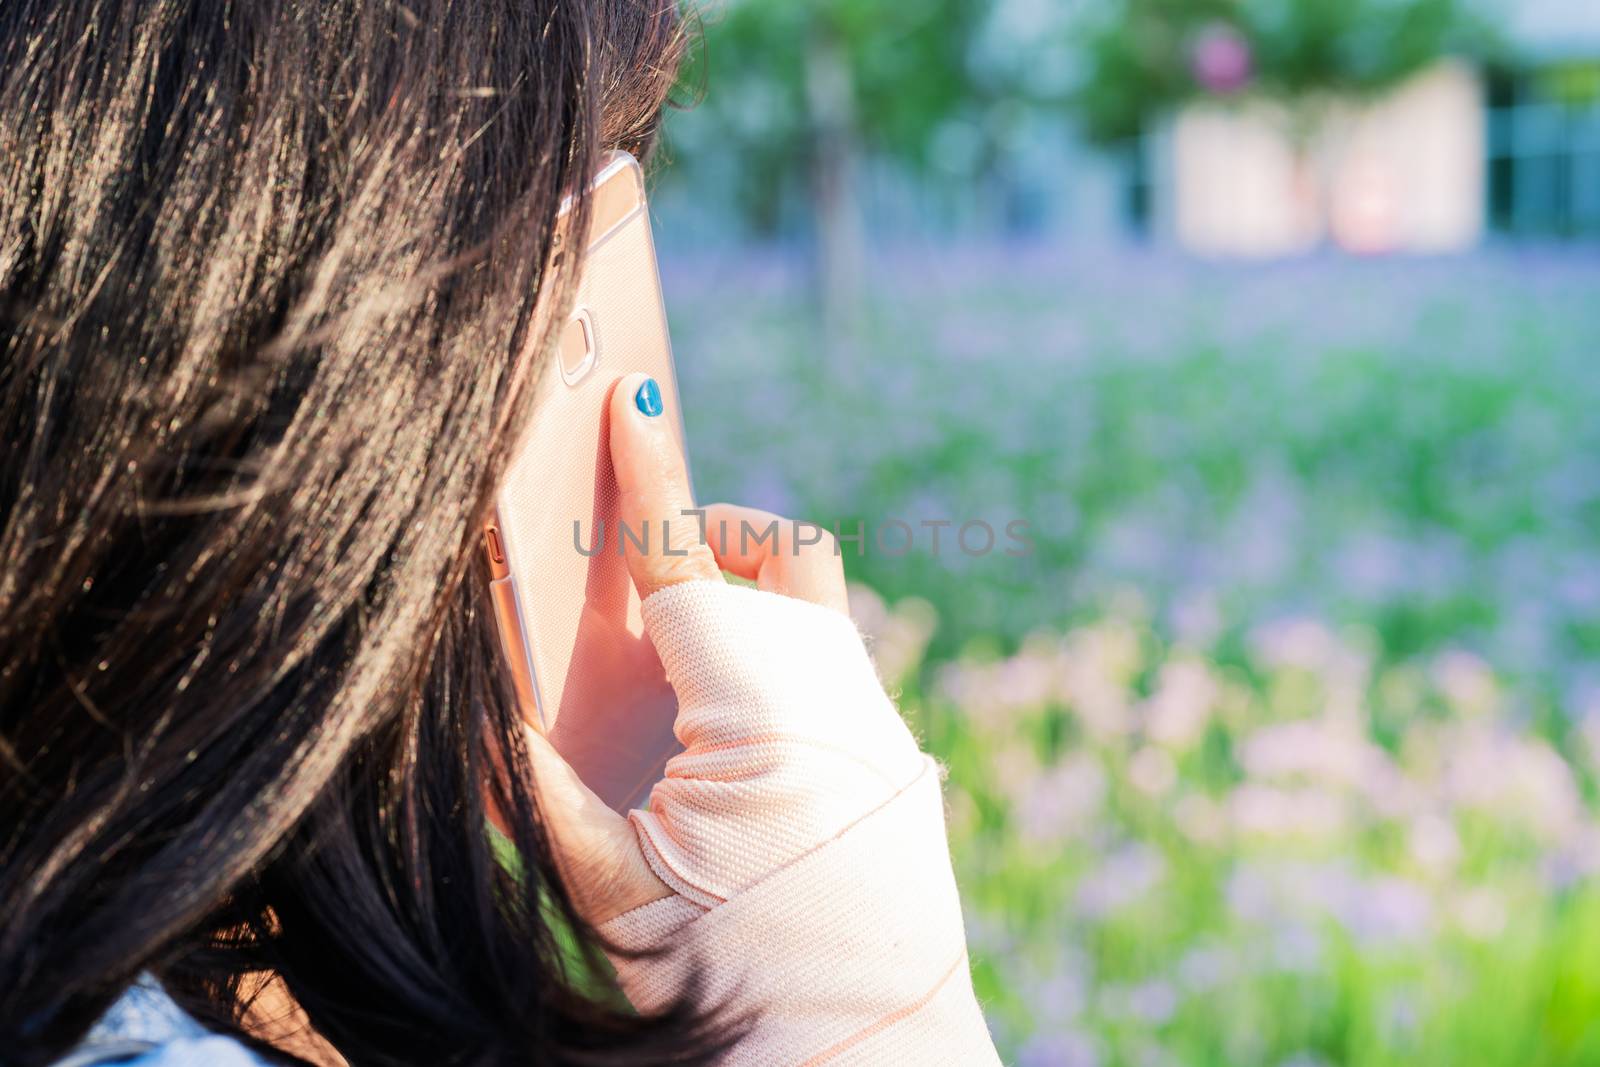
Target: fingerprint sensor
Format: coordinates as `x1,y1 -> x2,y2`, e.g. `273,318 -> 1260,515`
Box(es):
558,308 -> 596,384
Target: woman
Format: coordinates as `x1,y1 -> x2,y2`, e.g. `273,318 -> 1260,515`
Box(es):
0,1 -> 999,1064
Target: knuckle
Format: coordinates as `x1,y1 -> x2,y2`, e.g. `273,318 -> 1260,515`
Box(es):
650,543 -> 720,586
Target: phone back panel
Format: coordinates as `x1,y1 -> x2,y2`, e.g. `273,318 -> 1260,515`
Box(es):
492,154 -> 684,813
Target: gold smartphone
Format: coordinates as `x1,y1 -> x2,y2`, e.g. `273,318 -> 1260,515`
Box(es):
485,151 -> 685,813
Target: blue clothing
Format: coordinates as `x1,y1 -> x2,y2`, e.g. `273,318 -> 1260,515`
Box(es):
57,978 -> 267,1067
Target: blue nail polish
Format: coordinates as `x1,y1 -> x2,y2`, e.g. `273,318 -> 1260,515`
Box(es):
634,377 -> 663,417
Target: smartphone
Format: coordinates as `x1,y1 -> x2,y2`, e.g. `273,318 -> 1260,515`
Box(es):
485,151 -> 686,814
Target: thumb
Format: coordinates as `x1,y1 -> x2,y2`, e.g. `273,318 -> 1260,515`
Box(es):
522,724 -> 672,924
607,372 -> 722,599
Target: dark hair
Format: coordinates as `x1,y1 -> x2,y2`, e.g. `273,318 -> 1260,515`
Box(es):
0,1 -> 725,1063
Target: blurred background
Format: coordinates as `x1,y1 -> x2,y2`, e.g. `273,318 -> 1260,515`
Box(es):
649,1 -> 1600,1063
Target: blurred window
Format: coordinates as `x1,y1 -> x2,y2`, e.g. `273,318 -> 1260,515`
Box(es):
1488,65 -> 1600,239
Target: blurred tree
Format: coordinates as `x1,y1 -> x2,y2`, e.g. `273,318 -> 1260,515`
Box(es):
1073,0 -> 1234,146
1538,59 -> 1600,106
668,0 -> 1028,349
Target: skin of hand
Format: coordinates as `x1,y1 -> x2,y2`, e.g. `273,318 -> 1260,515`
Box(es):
523,371 -> 851,926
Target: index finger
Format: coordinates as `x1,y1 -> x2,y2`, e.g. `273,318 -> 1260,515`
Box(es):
607,371 -> 723,599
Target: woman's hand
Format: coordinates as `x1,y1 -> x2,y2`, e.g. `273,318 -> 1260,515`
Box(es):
524,372 -> 848,926
531,373 -> 998,1062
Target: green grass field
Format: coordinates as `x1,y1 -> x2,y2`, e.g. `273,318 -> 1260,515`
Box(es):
662,244 -> 1600,1066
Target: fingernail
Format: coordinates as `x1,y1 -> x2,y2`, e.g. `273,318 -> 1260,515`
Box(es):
634,377 -> 663,417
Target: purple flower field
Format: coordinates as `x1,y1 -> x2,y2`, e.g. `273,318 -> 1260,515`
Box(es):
660,243 -> 1600,1064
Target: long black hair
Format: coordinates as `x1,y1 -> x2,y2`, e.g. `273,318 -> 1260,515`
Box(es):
0,1 -> 724,1063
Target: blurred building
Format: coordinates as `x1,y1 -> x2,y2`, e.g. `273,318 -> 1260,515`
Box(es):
1136,1 -> 1600,257
1145,62 -> 1486,258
